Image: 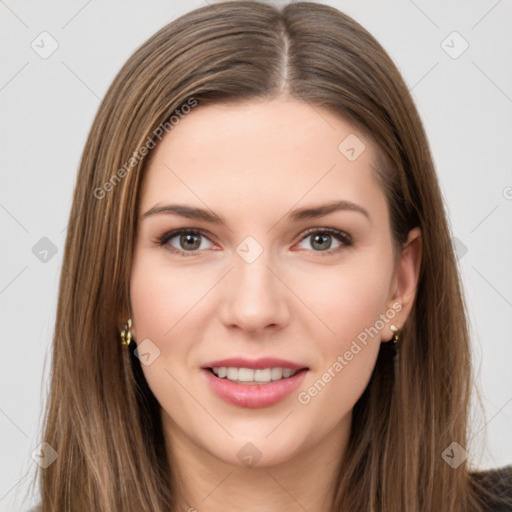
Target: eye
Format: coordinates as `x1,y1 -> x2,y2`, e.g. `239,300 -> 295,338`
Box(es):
157,227 -> 352,257
295,228 -> 352,254
158,228 -> 215,256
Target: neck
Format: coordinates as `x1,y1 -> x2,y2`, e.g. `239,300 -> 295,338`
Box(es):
163,413 -> 351,512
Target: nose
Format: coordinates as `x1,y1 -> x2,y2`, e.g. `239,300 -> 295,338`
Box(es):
218,247 -> 291,335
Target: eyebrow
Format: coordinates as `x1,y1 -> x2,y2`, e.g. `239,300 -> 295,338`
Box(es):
141,200 -> 370,224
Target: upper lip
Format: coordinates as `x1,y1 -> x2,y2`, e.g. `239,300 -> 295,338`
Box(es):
201,357 -> 308,370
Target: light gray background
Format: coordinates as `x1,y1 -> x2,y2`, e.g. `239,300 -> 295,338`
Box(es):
1,1 -> 511,510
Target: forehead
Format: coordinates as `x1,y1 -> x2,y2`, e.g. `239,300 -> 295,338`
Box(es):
139,99 -> 386,223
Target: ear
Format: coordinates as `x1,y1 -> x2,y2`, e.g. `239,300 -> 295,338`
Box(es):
383,227 -> 422,342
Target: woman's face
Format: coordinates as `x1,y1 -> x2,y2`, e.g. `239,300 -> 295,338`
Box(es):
129,98 -> 419,468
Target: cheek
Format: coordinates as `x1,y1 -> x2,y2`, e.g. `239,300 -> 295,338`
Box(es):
129,252 -> 217,384
295,256 -> 392,345
129,256 -> 197,410
129,253 -> 202,342
130,268 -> 172,342
293,257 -> 392,410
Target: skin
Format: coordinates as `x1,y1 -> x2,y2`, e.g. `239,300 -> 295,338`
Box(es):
127,98 -> 421,511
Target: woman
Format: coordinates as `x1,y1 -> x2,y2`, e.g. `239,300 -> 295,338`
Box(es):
27,1 -> 511,510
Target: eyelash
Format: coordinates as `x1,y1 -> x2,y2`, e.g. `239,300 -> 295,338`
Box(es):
156,227 -> 353,258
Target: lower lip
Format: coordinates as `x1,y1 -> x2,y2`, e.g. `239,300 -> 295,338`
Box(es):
202,369 -> 308,408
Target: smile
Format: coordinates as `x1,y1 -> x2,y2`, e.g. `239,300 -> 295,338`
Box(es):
209,366 -> 299,384
201,357 -> 309,408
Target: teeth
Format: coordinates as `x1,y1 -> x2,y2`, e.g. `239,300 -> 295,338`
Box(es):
282,368 -> 293,378
238,368 -> 254,382
271,367 -> 283,380
211,367 -> 298,383
254,368 -> 271,381
227,367 -> 238,380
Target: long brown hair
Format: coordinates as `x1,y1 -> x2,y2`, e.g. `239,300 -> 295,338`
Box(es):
31,1 -> 495,510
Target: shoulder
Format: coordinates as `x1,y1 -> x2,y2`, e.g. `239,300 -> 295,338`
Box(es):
25,505 -> 42,512
470,465 -> 512,511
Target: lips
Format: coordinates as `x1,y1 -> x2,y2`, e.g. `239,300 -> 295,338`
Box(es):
201,357 -> 309,408
201,357 -> 306,370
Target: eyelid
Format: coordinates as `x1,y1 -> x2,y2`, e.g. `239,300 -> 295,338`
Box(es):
298,227 -> 352,246
157,228 -> 216,257
157,226 -> 352,256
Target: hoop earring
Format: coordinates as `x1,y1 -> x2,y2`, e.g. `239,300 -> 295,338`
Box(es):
390,324 -> 400,343
121,319 -> 132,346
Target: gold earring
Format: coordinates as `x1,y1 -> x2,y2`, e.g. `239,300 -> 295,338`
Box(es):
121,319 -> 132,346
390,324 -> 400,343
